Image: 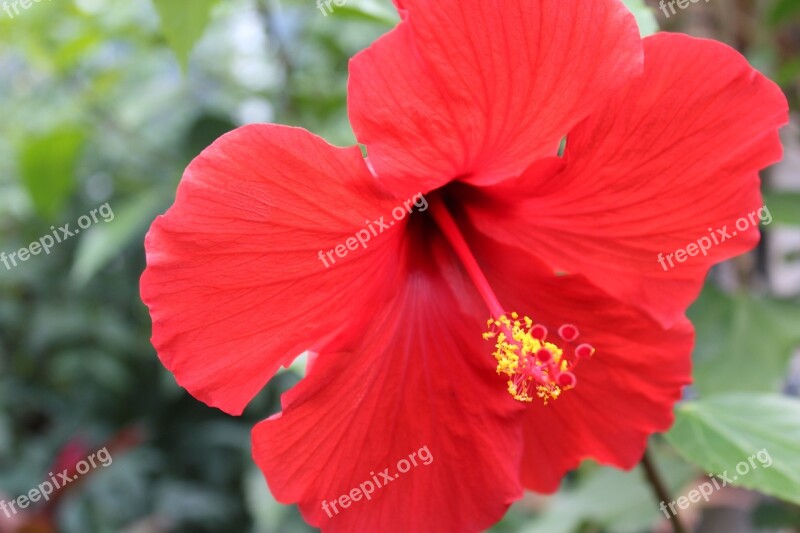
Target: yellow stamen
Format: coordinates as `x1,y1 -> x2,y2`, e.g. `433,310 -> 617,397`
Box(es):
484,313 -> 590,404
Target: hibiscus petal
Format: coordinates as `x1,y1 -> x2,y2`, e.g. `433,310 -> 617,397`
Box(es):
252,239 -> 524,532
469,33 -> 789,327
464,227 -> 694,492
141,124 -> 406,415
348,0 -> 643,197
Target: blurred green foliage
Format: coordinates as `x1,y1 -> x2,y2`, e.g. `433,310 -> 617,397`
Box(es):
0,0 -> 799,532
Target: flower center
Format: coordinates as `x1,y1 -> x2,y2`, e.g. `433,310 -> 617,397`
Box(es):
484,314 -> 594,403
429,194 -> 595,404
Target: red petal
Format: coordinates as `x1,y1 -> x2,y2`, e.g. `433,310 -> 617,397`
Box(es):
464,228 -> 694,492
141,125 -> 406,415
470,33 -> 789,327
348,0 -> 643,197
252,241 -> 524,532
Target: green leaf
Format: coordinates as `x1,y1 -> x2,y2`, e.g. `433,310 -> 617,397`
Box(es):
623,0 -> 659,37
70,188 -> 168,286
18,126 -> 85,220
666,394 -> 800,505
152,0 -> 218,70
753,501 -> 800,529
769,0 -> 800,26
688,287 -> 800,395
763,192 -> 800,226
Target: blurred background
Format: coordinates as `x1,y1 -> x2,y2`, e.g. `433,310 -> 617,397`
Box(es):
0,0 -> 798,531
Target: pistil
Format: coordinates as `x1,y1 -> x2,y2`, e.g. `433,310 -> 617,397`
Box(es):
429,195 -> 594,404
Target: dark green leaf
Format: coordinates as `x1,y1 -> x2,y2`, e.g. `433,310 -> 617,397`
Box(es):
152,0 -> 219,70
769,0 -> 800,26
18,126 -> 85,220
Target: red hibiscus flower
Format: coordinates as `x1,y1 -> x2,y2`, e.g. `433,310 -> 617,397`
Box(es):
140,0 -> 788,531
